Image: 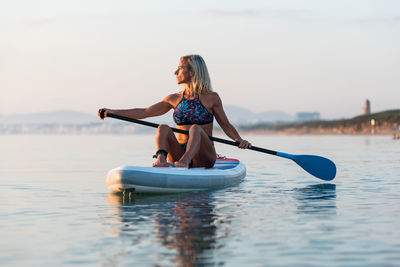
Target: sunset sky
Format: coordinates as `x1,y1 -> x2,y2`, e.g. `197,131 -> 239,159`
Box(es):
1,0 -> 399,119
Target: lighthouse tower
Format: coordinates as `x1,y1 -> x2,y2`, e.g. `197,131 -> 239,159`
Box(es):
363,99 -> 371,115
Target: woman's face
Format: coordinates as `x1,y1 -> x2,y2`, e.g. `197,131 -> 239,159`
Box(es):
174,59 -> 193,85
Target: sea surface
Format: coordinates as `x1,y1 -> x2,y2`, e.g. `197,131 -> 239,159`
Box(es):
1,134 -> 399,266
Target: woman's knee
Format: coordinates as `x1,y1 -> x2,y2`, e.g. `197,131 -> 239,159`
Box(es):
157,124 -> 172,133
189,124 -> 203,134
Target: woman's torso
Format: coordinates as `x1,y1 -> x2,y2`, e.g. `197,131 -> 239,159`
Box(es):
170,92 -> 215,144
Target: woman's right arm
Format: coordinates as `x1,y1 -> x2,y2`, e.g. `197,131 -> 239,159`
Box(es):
98,95 -> 175,120
211,93 -> 251,149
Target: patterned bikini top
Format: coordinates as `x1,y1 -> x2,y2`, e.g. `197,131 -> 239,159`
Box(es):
173,96 -> 214,125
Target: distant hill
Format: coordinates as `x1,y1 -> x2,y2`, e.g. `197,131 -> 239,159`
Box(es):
0,110 -> 99,124
223,106 -> 294,124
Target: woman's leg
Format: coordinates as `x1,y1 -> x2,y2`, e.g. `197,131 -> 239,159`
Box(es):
153,124 -> 184,167
174,125 -> 216,168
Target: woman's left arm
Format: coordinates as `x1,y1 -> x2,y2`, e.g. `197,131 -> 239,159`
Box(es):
212,93 -> 251,149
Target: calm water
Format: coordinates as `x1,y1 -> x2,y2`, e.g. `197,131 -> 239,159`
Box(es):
1,134 -> 399,266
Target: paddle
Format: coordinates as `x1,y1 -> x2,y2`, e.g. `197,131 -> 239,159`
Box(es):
99,110 -> 336,181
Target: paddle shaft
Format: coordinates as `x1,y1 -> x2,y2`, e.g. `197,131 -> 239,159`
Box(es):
106,113 -> 278,156
101,111 -> 336,180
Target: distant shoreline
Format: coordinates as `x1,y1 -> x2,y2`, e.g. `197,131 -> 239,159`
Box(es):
238,109 -> 400,136
1,109 -> 399,136
240,128 -> 396,136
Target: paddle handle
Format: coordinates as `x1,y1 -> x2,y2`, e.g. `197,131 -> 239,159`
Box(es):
104,112 -> 278,156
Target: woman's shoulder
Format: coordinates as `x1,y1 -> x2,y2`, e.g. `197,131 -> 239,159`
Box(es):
163,92 -> 184,107
201,91 -> 222,105
164,92 -> 182,101
201,91 -> 220,100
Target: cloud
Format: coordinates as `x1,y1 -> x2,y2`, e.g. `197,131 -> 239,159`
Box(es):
206,8 -> 400,26
26,17 -> 61,28
206,9 -> 262,17
205,8 -> 313,21
24,13 -> 129,28
352,15 -> 400,25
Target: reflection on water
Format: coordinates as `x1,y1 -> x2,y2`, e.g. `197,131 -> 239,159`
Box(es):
104,184 -> 337,265
105,192 -> 218,266
294,184 -> 337,214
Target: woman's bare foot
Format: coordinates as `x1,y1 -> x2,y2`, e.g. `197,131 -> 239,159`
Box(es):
174,160 -> 190,168
152,156 -> 170,167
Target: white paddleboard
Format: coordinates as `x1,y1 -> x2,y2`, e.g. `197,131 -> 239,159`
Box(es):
106,158 -> 246,193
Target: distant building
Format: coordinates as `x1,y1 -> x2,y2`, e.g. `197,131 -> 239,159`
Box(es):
296,112 -> 320,121
364,99 -> 371,115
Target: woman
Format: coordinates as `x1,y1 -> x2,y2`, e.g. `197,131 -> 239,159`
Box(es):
99,55 -> 251,168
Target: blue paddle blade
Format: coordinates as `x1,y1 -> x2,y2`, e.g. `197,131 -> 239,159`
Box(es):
277,152 -> 337,181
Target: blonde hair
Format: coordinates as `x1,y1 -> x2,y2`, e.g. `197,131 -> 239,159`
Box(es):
181,55 -> 213,95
